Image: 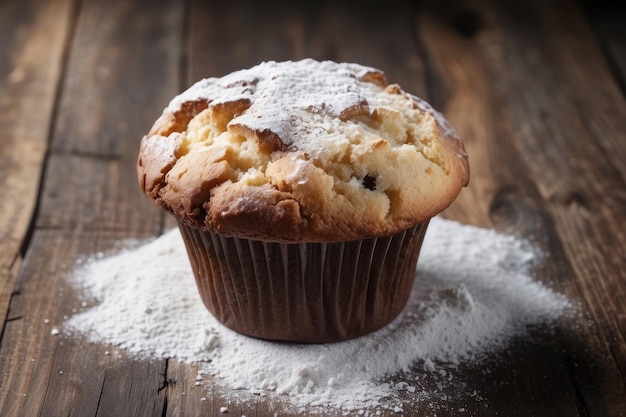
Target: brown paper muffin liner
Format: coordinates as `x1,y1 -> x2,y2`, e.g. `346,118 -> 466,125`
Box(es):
177,221 -> 430,344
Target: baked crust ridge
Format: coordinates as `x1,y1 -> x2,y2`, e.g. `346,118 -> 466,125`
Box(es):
138,59 -> 469,242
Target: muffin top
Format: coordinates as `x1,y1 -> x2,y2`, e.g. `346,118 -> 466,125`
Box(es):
138,59 -> 469,242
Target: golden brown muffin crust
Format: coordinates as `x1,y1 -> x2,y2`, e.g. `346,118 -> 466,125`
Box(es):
138,59 -> 469,242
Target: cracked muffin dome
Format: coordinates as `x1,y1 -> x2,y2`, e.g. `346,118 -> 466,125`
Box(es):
138,59 -> 469,242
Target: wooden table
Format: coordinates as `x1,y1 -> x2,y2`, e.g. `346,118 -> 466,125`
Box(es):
1,0 -> 624,415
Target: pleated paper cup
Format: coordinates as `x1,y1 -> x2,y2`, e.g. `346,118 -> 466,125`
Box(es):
177,221 -> 430,344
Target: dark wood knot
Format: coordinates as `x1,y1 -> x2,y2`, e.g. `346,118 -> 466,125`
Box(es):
452,9 -> 484,38
488,185 -> 545,238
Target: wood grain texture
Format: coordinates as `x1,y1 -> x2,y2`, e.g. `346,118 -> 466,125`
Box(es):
0,0 -> 184,415
187,0 -> 308,80
582,0 -> 626,94
417,1 -> 626,416
0,0 -> 624,415
415,3 -> 583,416
0,230 -> 168,416
0,0 -> 74,346
37,0 -> 185,234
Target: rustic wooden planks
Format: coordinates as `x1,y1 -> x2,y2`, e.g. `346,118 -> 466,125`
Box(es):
416,1 -> 626,415
0,0 -> 74,349
0,0 -> 624,415
582,0 -> 626,94
0,0 -> 185,415
412,3 -> 584,416
484,3 -> 626,414
40,0 -> 185,234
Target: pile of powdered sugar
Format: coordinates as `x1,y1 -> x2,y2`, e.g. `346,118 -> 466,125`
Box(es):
64,217 -> 571,413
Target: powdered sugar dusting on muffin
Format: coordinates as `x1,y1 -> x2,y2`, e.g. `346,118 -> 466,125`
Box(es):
168,60 -> 379,149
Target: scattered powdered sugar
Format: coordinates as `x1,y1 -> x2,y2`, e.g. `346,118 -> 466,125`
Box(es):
64,217 -> 571,413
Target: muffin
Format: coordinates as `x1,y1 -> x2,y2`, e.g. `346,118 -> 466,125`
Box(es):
137,59 -> 469,343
